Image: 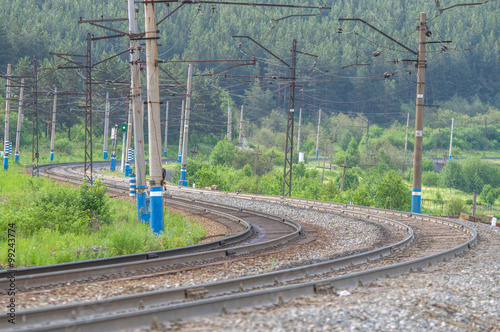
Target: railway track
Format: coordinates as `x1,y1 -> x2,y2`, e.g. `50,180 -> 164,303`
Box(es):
1,162 -> 477,331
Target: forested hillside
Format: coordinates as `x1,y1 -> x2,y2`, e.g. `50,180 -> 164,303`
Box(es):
0,0 -> 499,143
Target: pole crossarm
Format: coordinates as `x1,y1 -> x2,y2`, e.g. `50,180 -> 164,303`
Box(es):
158,58 -> 256,63
233,36 -> 290,68
136,0 -> 330,10
79,18 -> 130,37
338,18 -> 418,55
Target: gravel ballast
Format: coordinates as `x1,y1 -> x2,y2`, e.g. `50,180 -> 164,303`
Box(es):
152,218 -> 500,332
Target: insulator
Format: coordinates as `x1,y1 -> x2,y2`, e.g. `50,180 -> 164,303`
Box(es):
441,45 -> 448,52
383,72 -> 392,78
336,27 -> 342,34
238,42 -> 242,49
408,70 -> 412,75
373,51 -> 381,57
271,75 -> 278,79
425,26 -> 432,37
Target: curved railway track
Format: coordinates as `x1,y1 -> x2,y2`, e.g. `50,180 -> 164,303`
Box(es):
1,162 -> 477,332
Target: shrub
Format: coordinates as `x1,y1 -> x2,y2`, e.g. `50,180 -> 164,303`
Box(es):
422,171 -> 439,187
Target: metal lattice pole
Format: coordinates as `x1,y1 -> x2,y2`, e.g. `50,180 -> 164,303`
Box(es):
84,32 -> 93,184
282,39 -> 297,197
32,56 -> 39,177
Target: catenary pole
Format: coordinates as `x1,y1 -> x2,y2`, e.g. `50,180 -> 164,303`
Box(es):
179,64 -> 193,186
144,0 -> 164,233
404,112 -> 409,158
128,0 -> 148,222
297,108 -> 302,153
315,109 -> 321,158
411,12 -> 428,214
125,98 -> 133,175
14,78 -> 24,163
164,100 -> 169,157
103,92 -> 110,159
120,124 -> 126,172
238,105 -> 243,146
177,100 -> 185,163
50,88 -> 57,161
3,64 -> 11,171
448,118 -> 454,161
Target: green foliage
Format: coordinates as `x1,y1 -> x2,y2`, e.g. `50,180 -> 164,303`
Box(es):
335,170 -> 359,192
446,198 -> 467,217
422,171 -> 439,187
375,170 -> 411,211
210,137 -> 235,166
480,185 -> 499,207
0,166 -> 205,266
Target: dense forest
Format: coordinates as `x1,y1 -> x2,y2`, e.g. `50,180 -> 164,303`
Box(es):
0,0 -> 499,154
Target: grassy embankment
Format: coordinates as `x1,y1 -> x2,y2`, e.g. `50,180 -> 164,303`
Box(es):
0,165 -> 205,267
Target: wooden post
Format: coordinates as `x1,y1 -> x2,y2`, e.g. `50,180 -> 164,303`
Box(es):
253,145 -> 261,176
340,155 -> 348,193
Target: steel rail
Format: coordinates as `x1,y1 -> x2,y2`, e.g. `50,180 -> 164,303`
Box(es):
0,163 -> 302,291
16,215 -> 475,332
4,163 -> 476,331
13,212 -> 413,330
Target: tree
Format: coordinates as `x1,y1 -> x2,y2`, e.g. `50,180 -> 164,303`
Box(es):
209,137 -> 235,166
375,170 -> 411,211
480,185 -> 499,207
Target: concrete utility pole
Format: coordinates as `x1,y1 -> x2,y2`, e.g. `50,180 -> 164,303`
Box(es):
14,78 -> 24,163
50,88 -> 57,161
177,100 -> 185,163
404,112 -> 409,158
3,64 -> 11,171
120,124 -> 126,173
227,100 -> 232,141
103,92 -> 110,159
128,0 -> 148,223
411,12 -> 428,214
483,117 -> 487,157
238,105 -> 243,146
144,0 -> 164,233
110,125 -> 117,171
315,109 -> 321,158
164,100 -> 169,157
448,118 -> 454,161
297,108 -> 302,153
125,98 -> 133,176
179,64 -> 193,186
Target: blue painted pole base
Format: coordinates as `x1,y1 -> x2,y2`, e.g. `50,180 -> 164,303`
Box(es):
164,149 -> 167,157
50,151 -> 54,161
14,153 -> 19,163
316,150 -> 319,158
178,167 -> 187,187
103,151 -> 108,160
110,155 -> 116,171
136,188 -> 150,223
124,162 -> 130,177
177,154 -> 182,163
3,156 -> 8,171
150,186 -> 164,234
411,189 -> 422,214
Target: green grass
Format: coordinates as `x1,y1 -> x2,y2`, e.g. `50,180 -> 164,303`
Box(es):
0,165 -> 205,268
